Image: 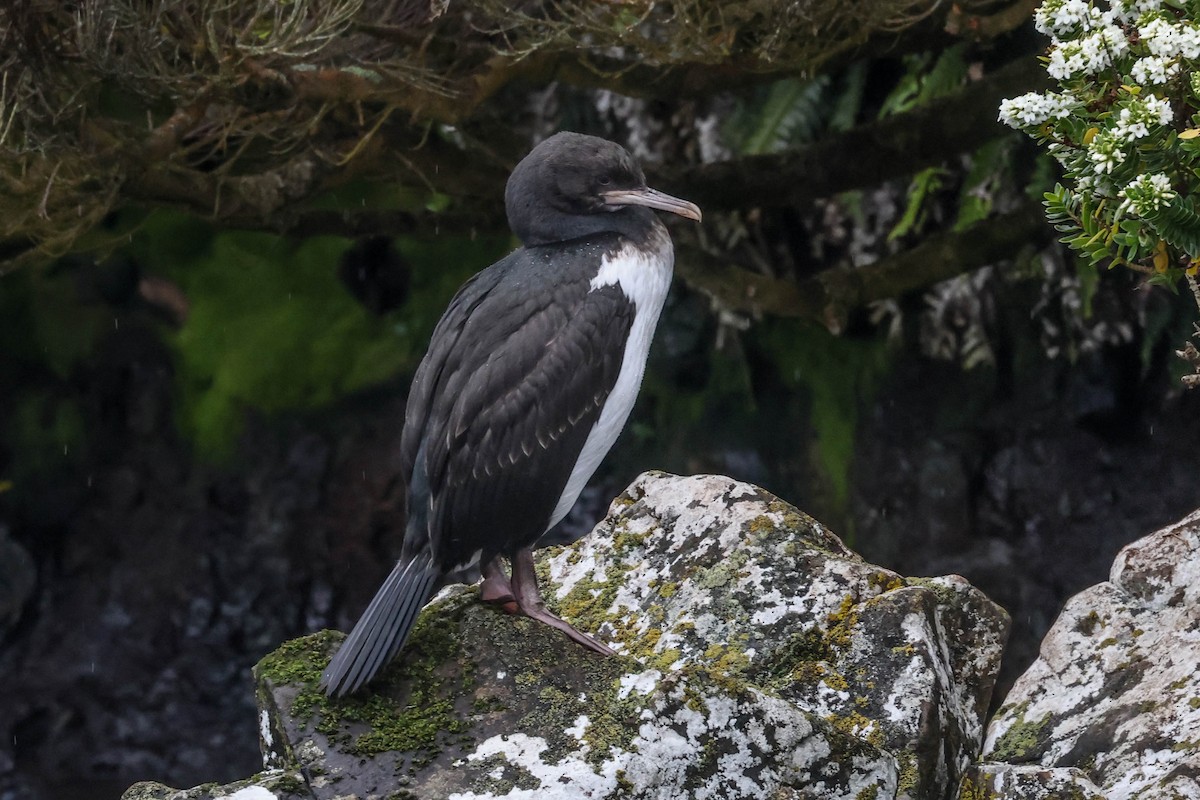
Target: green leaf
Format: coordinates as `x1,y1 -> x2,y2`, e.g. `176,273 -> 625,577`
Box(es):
954,139 -> 1010,231
1142,196 -> 1200,257
889,167 -> 946,240
878,44 -> 968,118
723,76 -> 831,155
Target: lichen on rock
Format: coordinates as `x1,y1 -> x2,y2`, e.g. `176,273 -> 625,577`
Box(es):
133,472 -> 1011,799
974,508 -> 1200,800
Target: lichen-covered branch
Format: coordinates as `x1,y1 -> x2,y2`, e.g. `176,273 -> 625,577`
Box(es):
673,201 -> 1050,330
654,58 -> 1049,211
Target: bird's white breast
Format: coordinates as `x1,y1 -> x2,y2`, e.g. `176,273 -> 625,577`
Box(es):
547,229 -> 674,528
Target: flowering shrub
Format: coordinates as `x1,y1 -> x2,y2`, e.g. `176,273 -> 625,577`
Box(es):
999,0 -> 1200,283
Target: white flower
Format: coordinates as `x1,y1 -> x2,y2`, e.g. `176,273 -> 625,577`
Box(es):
1109,95 -> 1174,143
1088,130 -> 1127,174
1111,0 -> 1163,23
1047,24 -> 1129,78
998,91 -> 1077,128
1129,55 -> 1180,85
1138,18 -> 1200,59
1035,0 -> 1096,41
1048,44 -> 1086,79
1118,172 -> 1176,216
1143,94 -> 1174,126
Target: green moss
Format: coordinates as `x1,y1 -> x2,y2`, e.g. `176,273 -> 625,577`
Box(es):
698,638 -> 753,694
754,319 -> 893,518
826,711 -> 884,747
265,773 -> 308,794
825,594 -> 860,653
896,751 -> 921,795
754,628 -> 832,688
0,261 -> 109,380
748,514 -> 777,535
254,629 -> 341,721
557,561 -> 631,635
1189,697 -> 1200,709
498,648 -> 640,769
649,647 -> 684,672
867,571 -> 905,594
957,774 -> 989,800
121,210 -> 508,460
471,694 -> 508,714
1075,610 -> 1102,635
854,785 -> 880,800
254,594 -> 477,762
611,524 -> 650,555
988,702 -> 1051,762
615,770 -> 635,793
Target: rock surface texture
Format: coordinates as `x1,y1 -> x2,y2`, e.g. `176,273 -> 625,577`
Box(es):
123,472 -> 1009,800
970,508 -> 1200,800
969,510 -> 1200,796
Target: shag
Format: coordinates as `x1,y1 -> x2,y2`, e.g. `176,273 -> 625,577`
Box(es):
321,131 -> 702,696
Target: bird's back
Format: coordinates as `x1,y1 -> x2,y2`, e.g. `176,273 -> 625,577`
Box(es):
398,233 -> 660,573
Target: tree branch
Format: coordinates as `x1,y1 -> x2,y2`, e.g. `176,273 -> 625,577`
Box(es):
945,0 -> 1041,39
673,200 -> 1051,329
653,57 -> 1050,210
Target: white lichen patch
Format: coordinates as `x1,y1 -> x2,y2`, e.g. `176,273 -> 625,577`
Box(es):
259,709 -> 274,751
225,787 -> 278,800
448,733 -> 622,800
617,669 -> 661,699
565,715 -> 590,745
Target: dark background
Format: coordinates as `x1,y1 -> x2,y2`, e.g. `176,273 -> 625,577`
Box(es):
3,2 -> 1199,798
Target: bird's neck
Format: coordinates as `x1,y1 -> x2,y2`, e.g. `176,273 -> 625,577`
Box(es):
518,206 -> 659,248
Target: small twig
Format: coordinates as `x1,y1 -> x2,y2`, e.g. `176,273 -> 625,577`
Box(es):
336,104 -> 395,166
37,161 -> 61,219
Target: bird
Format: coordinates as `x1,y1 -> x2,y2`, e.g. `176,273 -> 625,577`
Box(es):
320,131 -> 702,697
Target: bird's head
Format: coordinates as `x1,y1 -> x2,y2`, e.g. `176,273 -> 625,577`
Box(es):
505,131 -> 702,246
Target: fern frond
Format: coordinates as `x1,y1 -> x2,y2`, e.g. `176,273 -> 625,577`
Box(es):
738,77 -> 830,154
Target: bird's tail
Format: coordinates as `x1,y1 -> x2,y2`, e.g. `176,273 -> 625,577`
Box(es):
320,551 -> 439,697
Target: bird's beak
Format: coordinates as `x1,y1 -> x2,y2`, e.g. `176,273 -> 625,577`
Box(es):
602,187 -> 703,222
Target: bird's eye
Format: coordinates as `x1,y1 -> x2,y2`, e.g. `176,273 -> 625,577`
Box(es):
598,176 -> 611,186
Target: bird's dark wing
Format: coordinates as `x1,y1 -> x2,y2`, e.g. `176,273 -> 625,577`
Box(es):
398,244 -> 636,570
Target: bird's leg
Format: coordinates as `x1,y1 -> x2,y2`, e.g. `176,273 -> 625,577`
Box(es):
508,548 -> 617,656
479,557 -> 518,613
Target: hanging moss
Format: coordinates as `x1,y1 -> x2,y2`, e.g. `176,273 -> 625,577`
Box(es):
753,319 -> 893,514
125,210 -> 508,460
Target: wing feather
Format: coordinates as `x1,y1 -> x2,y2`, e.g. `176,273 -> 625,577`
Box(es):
398,238 -> 637,570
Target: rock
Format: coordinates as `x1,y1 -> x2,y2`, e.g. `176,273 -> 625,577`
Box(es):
973,508 -> 1200,799
958,764 -> 1106,799
136,472 -> 1010,799
0,524 -> 36,631
121,773 -> 312,800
